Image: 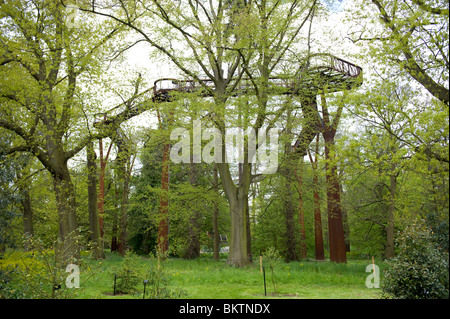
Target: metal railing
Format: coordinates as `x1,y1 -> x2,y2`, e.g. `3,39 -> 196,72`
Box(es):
94,53 -> 362,125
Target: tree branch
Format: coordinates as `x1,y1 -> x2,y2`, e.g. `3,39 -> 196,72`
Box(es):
411,0 -> 449,15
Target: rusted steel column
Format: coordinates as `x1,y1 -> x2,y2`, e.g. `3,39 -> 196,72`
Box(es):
308,135 -> 325,261
321,95 -> 346,263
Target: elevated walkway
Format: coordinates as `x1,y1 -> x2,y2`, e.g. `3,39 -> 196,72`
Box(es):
93,53 -> 362,129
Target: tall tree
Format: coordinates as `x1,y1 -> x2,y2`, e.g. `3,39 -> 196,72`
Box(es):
212,164 -> 220,261
156,107 -> 172,258
342,79 -> 446,258
114,129 -> 134,256
86,141 -> 104,259
294,156 -> 307,260
81,0 -> 349,266
349,0 -> 449,105
186,117 -> 201,259
0,0 -> 120,263
281,105 -> 299,261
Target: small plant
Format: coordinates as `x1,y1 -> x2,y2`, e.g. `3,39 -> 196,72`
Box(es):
260,247 -> 281,295
262,247 -> 282,262
112,251 -> 143,294
381,223 -> 449,299
143,254 -> 186,299
270,265 -> 278,294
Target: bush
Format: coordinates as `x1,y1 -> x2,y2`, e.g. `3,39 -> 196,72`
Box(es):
143,259 -> 185,299
111,251 -> 186,298
0,237 -> 82,299
0,267 -> 26,299
112,251 -> 143,294
381,223 -> 449,299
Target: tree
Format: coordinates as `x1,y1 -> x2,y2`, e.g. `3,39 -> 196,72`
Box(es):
341,78 -> 448,258
80,0 -> 324,266
86,141 -> 104,259
0,0 -> 121,263
156,106 -> 172,258
349,0 -> 449,105
212,164 -> 220,261
294,156 -> 307,259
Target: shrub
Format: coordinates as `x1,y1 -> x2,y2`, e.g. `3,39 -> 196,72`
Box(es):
112,251 -> 143,294
262,246 -> 282,263
0,267 -> 26,299
0,237 -> 81,299
143,260 -> 185,299
381,223 -> 449,299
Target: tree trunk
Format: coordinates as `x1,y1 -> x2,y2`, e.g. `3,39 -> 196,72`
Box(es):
20,186 -> 34,251
227,195 -> 250,266
282,101 -> 299,262
282,179 -> 298,261
284,166 -> 298,261
118,169 -> 130,256
342,204 -> 351,253
185,155 -> 201,259
157,141 -> 170,258
97,138 -> 112,239
87,141 -> 104,259
219,158 -> 251,267
213,164 -> 220,261
239,160 -> 252,262
295,157 -> 307,260
21,190 -> 33,238
246,202 -> 252,261
111,213 -> 118,252
313,179 -> 325,261
216,102 -> 252,267
52,166 -> 80,265
385,173 -> 397,259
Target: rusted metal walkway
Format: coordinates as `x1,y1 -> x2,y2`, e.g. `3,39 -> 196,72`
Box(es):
93,53 -> 362,128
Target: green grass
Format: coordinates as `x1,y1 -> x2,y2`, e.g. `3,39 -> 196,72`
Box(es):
76,252 -> 386,299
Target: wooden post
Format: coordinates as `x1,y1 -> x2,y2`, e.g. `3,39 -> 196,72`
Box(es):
372,256 -> 375,273
260,255 -> 263,274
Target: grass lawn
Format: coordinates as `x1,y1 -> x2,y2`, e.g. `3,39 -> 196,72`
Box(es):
76,252 -> 385,299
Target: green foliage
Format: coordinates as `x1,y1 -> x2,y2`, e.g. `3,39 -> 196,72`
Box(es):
0,237 -> 85,299
112,251 -> 143,294
0,260 -> 28,299
108,251 -> 186,298
425,211 -> 449,252
143,256 -> 186,299
262,246 -> 282,263
381,223 -> 449,299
